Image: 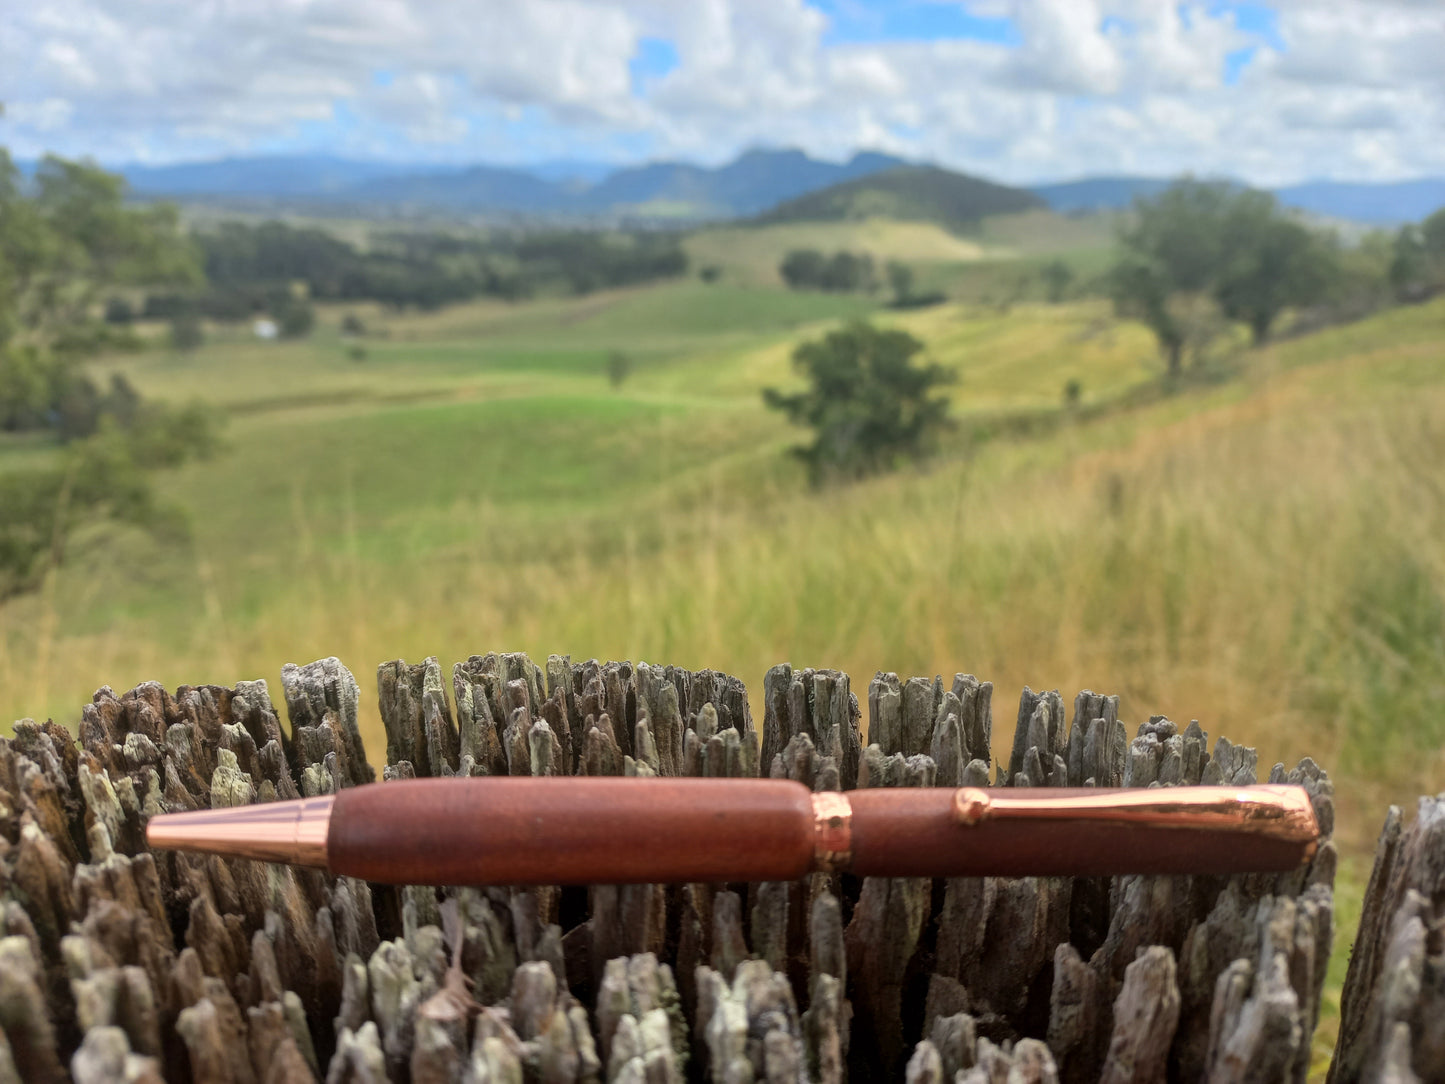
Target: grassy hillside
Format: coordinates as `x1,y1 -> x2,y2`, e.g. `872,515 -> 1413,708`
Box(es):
758,165 -> 1044,230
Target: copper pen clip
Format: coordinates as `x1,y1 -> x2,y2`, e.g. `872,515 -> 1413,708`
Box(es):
951,783 -> 1318,853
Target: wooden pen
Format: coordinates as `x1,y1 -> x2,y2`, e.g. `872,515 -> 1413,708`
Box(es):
145,778 -> 1320,883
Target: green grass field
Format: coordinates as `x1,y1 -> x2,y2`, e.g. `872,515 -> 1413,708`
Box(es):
2,218 -> 1443,1073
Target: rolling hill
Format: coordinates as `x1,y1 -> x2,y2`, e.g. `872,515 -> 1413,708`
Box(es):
1029,176 -> 1177,214
757,165 -> 1045,230
575,149 -> 907,217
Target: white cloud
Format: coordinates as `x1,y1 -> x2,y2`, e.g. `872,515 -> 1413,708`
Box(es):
0,0 -> 1441,183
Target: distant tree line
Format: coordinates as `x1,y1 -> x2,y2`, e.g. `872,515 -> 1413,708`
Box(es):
140,222 -> 689,321
780,249 -> 877,293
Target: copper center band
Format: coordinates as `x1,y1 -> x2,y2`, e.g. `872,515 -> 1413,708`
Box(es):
811,791 -> 853,872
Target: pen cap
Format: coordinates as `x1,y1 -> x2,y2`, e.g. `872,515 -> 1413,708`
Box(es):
846,785 -> 1319,877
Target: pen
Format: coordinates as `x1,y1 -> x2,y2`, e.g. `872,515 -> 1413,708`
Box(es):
145,778 -> 1319,884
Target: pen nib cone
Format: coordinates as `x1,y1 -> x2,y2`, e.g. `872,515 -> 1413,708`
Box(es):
145,795 -> 333,867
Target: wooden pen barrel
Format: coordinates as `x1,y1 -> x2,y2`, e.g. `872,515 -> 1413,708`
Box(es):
328,776 -> 817,885
848,787 -> 1316,877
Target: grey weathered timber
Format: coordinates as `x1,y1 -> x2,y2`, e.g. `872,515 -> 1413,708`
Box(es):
1327,795 -> 1445,1083
0,653 -> 1428,1082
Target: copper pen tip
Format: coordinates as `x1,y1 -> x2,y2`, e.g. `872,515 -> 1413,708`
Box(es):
146,795 -> 334,867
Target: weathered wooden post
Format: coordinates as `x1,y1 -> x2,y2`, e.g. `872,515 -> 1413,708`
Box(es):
0,652 -> 1428,1081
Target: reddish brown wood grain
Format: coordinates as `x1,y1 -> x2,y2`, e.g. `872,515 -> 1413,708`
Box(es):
847,787 -> 1315,877
328,776 -> 817,885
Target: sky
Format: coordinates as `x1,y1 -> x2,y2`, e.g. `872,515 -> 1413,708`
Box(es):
1,0 -> 1442,186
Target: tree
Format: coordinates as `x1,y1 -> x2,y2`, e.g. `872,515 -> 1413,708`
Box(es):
0,148 -> 213,596
170,312 -> 204,352
274,296 -> 315,338
1,150 -> 201,431
1042,260 -> 1073,304
780,249 -> 875,293
104,297 -> 134,324
1109,256 -> 1187,377
780,249 -> 827,290
886,261 -> 914,304
1110,180 -> 1336,375
1390,208 -> 1445,302
607,350 -> 631,388
1214,190 -> 1334,342
763,321 -> 953,483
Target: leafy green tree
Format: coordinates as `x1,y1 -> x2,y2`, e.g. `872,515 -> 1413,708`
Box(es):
1111,180 -> 1336,375
1214,190 -> 1335,343
1,150 -> 201,431
763,322 -> 953,483
1110,256 -> 1183,375
780,249 -> 827,289
0,148 -> 213,596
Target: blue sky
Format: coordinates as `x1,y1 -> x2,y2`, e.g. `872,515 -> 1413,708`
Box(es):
1,1 -> 1441,184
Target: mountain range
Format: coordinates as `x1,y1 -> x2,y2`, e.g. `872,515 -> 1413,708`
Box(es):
41,150 -> 1445,226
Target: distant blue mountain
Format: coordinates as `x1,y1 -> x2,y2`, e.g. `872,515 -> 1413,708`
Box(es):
118,155 -> 421,197
341,165 -> 571,213
527,159 -> 620,186
30,148 -> 1438,226
1273,179 -> 1445,225
1030,174 -> 1445,225
577,149 -> 908,216
98,148 -> 908,220
1028,177 -> 1177,214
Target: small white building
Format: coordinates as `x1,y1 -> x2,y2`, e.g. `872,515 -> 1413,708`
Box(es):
253,318 -> 279,341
